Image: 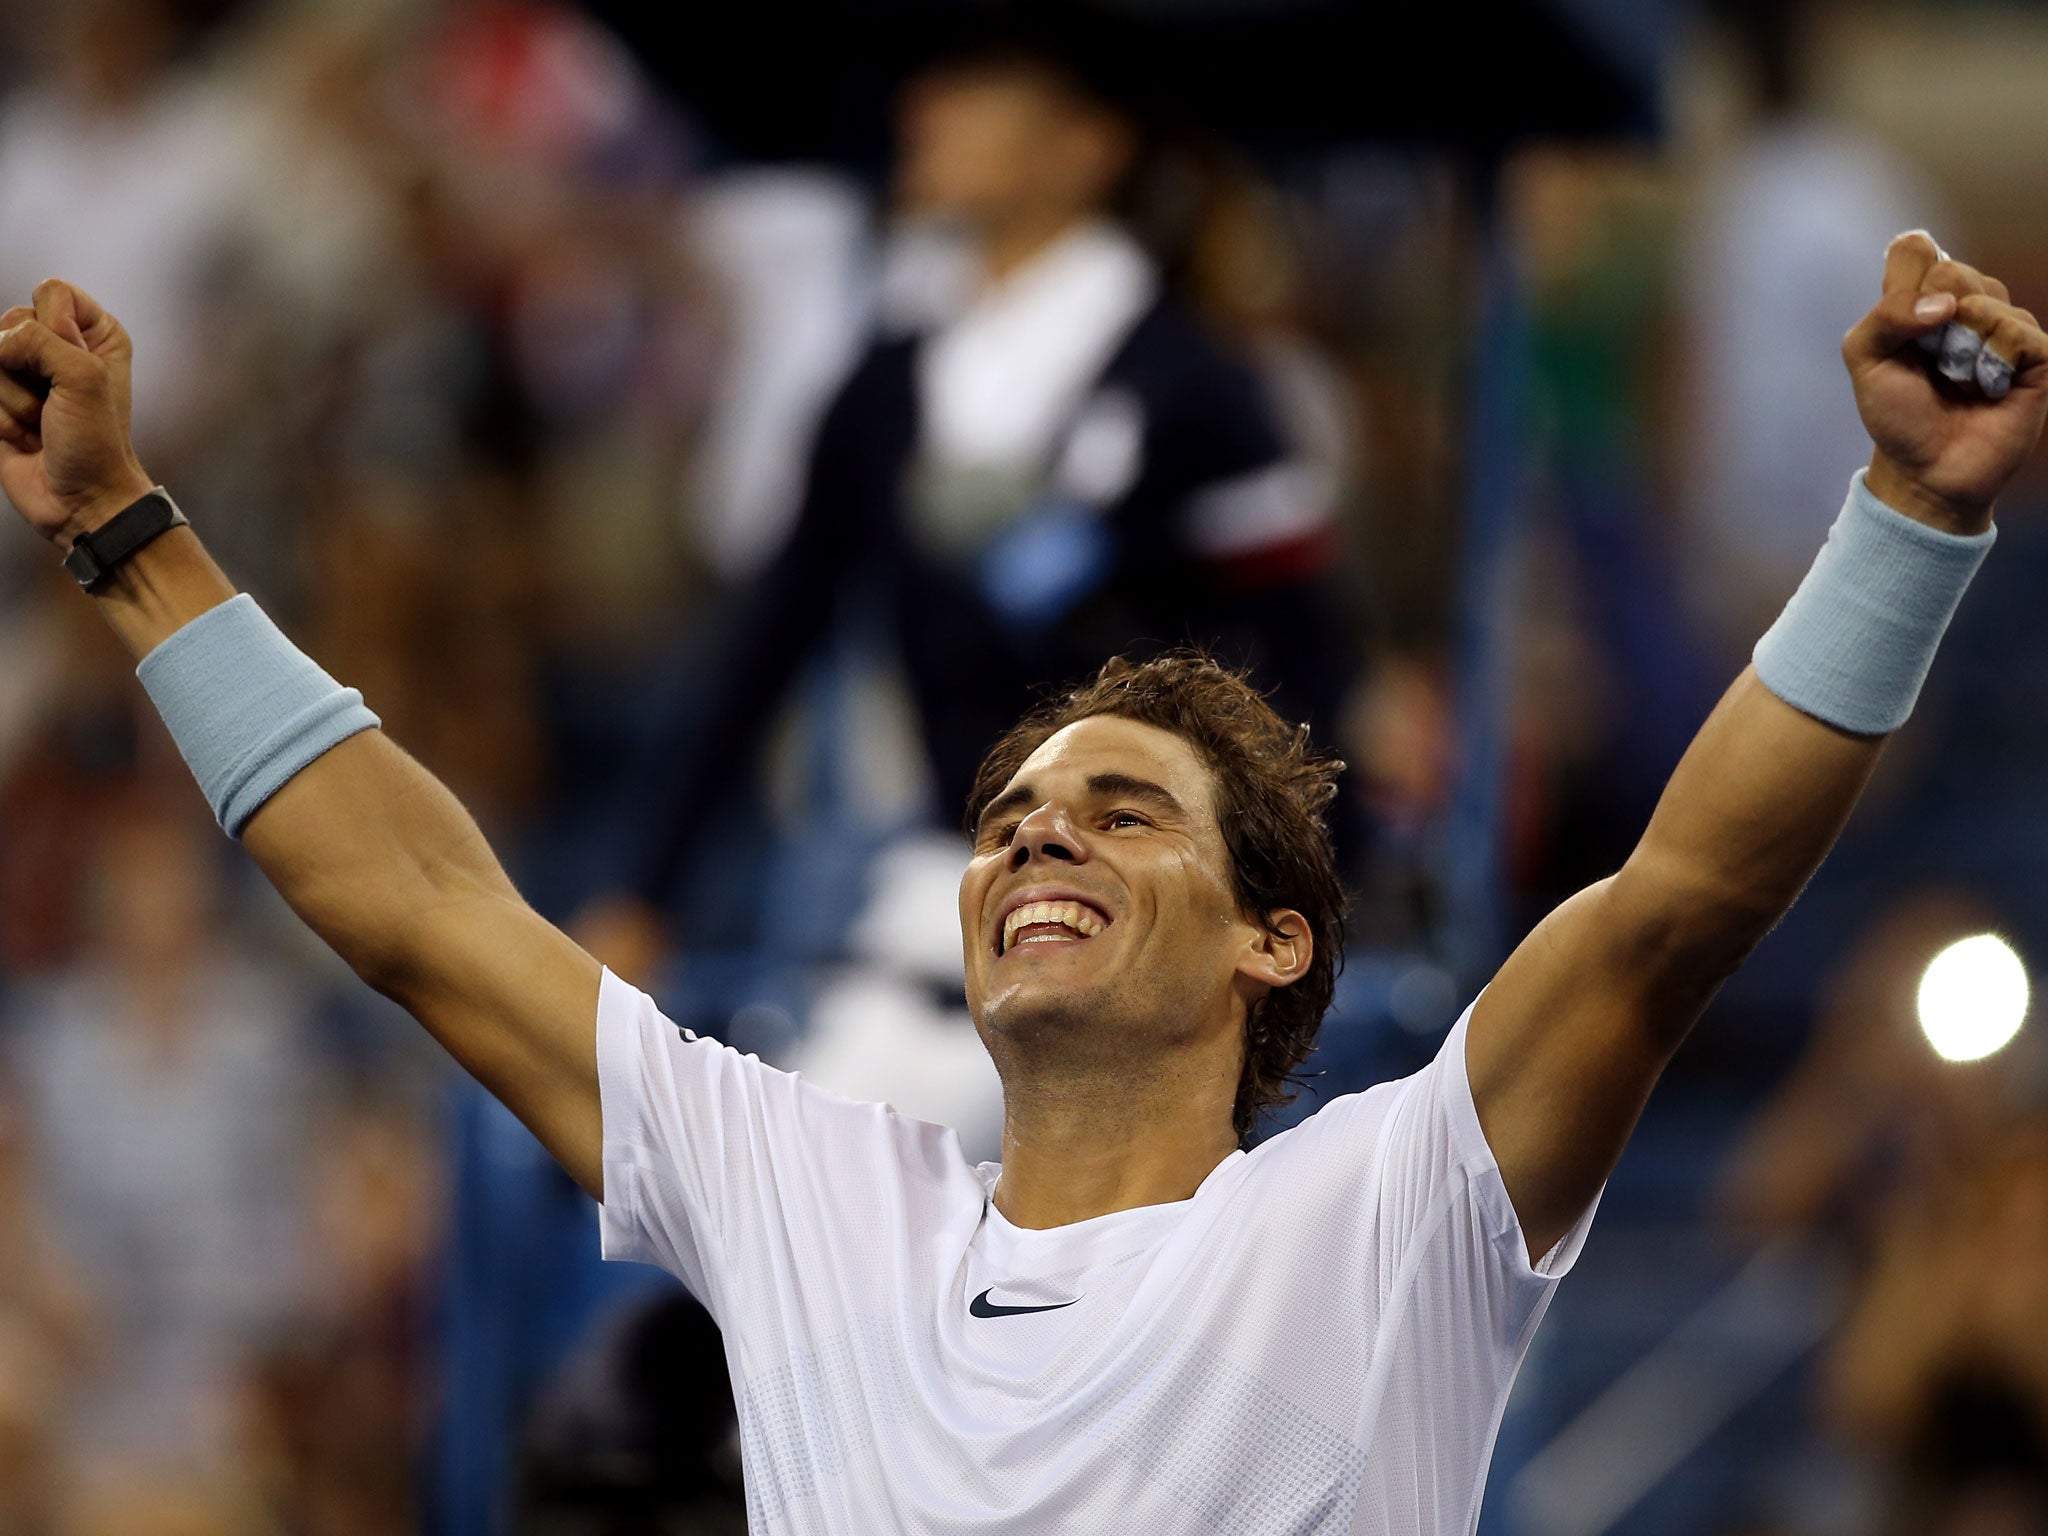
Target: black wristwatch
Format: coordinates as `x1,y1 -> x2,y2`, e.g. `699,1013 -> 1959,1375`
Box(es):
62,488 -> 188,592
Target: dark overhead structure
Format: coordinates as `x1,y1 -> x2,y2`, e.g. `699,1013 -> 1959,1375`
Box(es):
579,0 -> 1662,169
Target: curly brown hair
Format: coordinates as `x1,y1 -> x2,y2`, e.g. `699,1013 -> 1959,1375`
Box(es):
966,651 -> 1347,1142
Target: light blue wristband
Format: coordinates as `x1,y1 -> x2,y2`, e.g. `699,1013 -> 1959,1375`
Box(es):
136,594 -> 381,836
1753,470 -> 1994,736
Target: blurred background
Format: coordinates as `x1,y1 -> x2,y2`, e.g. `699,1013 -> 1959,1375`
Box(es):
0,0 -> 2046,1532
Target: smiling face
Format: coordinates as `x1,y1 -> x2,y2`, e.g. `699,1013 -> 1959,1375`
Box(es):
960,715 -> 1299,1098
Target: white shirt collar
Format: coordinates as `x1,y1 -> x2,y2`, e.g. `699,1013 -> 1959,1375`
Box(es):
911,218 -> 1158,471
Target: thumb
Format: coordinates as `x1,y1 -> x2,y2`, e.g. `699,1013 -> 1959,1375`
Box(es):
33,278 -> 87,349
1845,288 -> 1956,368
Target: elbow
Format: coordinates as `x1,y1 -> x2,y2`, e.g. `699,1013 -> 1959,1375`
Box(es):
316,916 -> 430,1011
291,875 -> 446,1009
1603,859 -> 1780,1014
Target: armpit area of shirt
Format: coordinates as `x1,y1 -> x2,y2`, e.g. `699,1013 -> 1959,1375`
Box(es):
1437,1004 -> 1603,1284
595,1146 -> 657,1265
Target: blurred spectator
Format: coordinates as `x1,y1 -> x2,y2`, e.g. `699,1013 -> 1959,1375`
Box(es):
0,0 -> 257,471
1723,891 -> 2048,1536
241,1097 -> 441,1536
389,0 -> 712,658
1678,0 -> 1950,655
5,799 -> 316,1522
0,576 -> 146,976
1720,891 -> 2032,1243
515,1291 -> 744,1532
583,9 -> 1361,971
1176,149 -> 1358,549
1827,1121 -> 2048,1536
0,1096 -> 88,1536
682,167 -> 873,584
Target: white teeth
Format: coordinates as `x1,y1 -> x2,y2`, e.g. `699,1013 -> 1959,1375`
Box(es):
1001,899 -> 1107,953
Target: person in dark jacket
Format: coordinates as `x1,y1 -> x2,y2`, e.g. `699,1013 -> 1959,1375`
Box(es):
583,11 -> 1359,968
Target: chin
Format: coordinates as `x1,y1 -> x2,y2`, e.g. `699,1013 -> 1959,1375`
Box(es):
976,974 -> 1117,1054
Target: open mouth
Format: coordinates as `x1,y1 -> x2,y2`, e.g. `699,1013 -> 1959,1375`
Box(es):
997,897 -> 1112,956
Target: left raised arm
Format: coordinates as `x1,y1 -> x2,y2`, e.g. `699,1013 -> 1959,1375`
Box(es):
1468,232 -> 2048,1260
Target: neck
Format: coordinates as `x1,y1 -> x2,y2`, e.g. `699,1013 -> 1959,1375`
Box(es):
990,1047 -> 1240,1229
977,207 -> 1096,285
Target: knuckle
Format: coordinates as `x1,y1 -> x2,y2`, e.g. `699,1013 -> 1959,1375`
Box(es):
1924,259 -> 1990,297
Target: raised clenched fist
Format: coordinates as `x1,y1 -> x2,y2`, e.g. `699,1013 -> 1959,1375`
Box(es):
1846,232 -> 2048,534
0,279 -> 154,547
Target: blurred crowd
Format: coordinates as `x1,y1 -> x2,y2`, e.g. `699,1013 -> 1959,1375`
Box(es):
1721,893 -> 2048,1536
0,0 -> 2044,1533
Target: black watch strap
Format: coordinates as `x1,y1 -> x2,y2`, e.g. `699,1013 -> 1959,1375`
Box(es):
62,488 -> 188,592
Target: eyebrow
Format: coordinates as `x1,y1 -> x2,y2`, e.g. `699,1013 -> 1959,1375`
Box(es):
974,772 -> 1188,839
1087,772 -> 1186,819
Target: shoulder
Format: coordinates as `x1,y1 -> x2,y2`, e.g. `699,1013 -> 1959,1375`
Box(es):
597,968 -> 972,1172
1108,302 -> 1287,474
1244,1008 -> 1494,1192
1114,303 -> 1268,404
595,969 -> 984,1297
1246,1074 -> 1409,1175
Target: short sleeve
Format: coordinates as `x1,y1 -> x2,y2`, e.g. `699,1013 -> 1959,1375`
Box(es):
1375,1002 -> 1601,1287
1267,999 -> 1601,1309
593,968 -> 976,1325
595,968 -> 754,1303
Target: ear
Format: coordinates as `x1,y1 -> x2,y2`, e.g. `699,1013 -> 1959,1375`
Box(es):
1233,909 -> 1312,993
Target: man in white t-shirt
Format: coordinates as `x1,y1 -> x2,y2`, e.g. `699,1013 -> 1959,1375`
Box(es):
2,231 -> 2044,1532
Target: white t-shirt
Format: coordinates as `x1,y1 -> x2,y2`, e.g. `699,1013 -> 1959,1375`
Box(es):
597,969 -> 1597,1535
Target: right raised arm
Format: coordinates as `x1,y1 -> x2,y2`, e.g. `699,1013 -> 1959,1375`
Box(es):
0,279 -> 605,1197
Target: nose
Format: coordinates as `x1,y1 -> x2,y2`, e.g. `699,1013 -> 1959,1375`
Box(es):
1008,799 -> 1089,871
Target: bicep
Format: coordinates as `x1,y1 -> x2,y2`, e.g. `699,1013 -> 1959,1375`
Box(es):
1466,875 -> 1710,1262
400,900 -> 605,1198
243,731 -> 606,1196
1474,856 -> 1777,1261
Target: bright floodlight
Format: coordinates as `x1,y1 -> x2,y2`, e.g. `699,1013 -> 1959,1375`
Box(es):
1916,933 -> 2030,1063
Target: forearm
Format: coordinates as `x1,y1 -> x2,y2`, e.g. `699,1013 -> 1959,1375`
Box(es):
241,729 -> 526,996
98,522 -> 603,1185
82,527 -> 476,977
0,281 -> 617,1191
1610,456 -> 1999,1014
1467,232 -> 2046,1262
1611,667 -> 1882,1002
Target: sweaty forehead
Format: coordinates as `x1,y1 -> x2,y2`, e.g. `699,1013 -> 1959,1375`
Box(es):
1006,715 -> 1218,821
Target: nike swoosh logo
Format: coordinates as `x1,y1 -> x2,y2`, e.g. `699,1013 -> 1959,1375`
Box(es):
969,1287 -> 1080,1318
